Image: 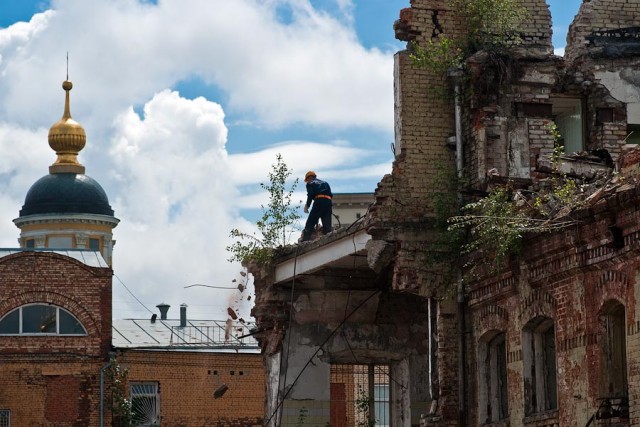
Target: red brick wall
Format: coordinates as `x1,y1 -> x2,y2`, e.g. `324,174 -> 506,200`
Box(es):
117,350 -> 264,427
0,251 -> 112,426
467,186 -> 640,426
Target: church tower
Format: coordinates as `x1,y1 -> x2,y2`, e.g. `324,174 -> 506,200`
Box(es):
13,79 -> 119,265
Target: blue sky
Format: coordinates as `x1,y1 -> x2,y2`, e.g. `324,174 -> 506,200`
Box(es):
0,0 -> 583,319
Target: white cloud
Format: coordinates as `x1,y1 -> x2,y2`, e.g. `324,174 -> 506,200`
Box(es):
106,90 -> 245,318
0,0 -> 394,131
228,141 -> 371,186
0,0 -> 395,319
554,47 -> 565,57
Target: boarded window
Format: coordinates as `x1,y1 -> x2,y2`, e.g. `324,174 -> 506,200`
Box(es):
523,316 -> 557,416
516,103 -> 552,118
478,331 -> 508,423
47,236 -> 73,249
599,301 -> 628,399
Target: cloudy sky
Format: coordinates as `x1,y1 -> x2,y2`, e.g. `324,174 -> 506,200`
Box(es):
0,0 -> 581,321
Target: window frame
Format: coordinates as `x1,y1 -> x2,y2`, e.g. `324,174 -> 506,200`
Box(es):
0,409 -> 10,427
130,382 -> 160,427
551,97 -> 585,155
0,304 -> 87,336
599,300 -> 628,400
522,316 -> 557,416
478,330 -> 509,424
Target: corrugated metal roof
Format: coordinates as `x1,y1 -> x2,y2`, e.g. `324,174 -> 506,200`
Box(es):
0,249 -> 109,268
112,318 -> 260,353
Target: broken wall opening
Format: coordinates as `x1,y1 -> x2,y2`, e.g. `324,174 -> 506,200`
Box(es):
330,364 -> 390,427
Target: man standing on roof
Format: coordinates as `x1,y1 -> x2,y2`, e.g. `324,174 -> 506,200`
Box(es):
301,171 -> 333,242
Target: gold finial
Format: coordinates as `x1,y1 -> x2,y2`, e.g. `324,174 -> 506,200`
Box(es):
48,75 -> 86,174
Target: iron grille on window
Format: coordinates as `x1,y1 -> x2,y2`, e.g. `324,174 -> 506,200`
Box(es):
330,364 -> 390,427
131,383 -> 160,426
0,410 -> 10,427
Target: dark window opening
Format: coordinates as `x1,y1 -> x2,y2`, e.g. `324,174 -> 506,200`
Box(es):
517,102 -> 553,118
89,238 -> 100,251
627,124 -> 640,145
0,409 -> 10,427
25,239 -> 35,248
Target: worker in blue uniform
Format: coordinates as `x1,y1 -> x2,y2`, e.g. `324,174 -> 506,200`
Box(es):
301,171 -> 333,242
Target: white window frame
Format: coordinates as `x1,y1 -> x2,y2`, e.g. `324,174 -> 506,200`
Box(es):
0,304 -> 87,336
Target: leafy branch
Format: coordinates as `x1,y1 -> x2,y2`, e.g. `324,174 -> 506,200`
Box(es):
227,154 -> 300,265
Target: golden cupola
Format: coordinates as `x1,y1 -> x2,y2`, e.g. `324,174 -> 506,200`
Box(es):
48,80 -> 86,174
14,78 -> 119,267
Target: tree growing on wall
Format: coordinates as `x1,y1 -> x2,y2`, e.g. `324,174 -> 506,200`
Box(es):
227,154 -> 300,265
410,0 -> 529,73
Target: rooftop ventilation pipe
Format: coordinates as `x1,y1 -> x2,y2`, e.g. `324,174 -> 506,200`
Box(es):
180,303 -> 187,327
156,303 -> 170,320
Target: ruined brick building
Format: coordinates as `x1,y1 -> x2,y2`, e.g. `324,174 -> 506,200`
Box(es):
250,1 -> 640,426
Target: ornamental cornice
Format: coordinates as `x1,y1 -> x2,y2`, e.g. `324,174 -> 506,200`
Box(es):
13,213 -> 120,228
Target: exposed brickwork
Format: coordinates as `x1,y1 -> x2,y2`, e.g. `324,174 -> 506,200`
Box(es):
118,351 -> 264,426
565,0 -> 640,63
249,2 -> 640,427
0,251 -> 112,426
467,184 -> 640,426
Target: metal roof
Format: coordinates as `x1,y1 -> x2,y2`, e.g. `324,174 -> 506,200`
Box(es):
0,249 -> 109,268
112,318 -> 260,353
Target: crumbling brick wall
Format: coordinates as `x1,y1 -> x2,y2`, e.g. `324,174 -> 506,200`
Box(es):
368,0 -> 640,426
466,180 -> 640,426
565,0 -> 640,63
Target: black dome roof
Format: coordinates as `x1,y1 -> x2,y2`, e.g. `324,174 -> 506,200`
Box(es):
20,173 -> 114,217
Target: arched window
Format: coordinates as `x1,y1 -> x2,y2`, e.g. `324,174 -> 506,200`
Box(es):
599,300 -> 628,399
523,316 -> 557,416
0,304 -> 87,335
478,331 -> 509,424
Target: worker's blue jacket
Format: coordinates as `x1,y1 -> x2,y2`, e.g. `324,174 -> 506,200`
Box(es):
305,178 -> 333,207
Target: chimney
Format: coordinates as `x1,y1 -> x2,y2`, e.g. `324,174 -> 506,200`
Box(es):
180,303 -> 187,327
156,303 -> 170,320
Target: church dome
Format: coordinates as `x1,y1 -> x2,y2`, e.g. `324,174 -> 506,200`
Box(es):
19,173 -> 114,217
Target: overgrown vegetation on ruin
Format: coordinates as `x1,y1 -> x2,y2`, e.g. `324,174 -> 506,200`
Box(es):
428,129 -> 619,276
227,154 -> 300,265
410,0 -> 529,74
